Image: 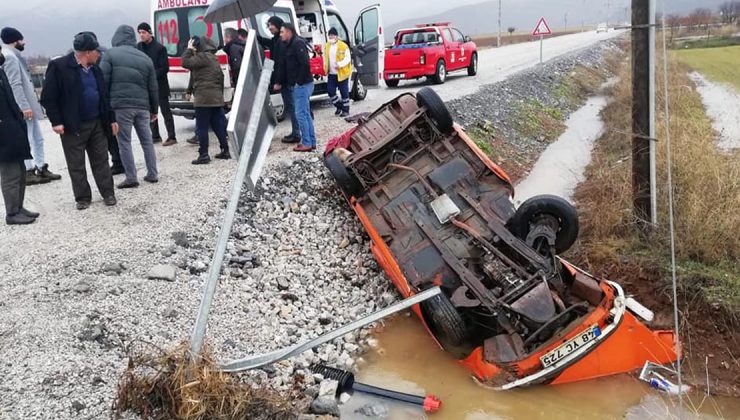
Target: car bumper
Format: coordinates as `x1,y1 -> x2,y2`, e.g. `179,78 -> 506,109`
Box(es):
384,67 -> 435,80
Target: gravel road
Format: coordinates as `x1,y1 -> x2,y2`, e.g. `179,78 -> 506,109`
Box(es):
0,31 -> 621,419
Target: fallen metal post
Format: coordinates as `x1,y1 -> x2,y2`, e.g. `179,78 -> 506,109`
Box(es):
220,287 -> 442,372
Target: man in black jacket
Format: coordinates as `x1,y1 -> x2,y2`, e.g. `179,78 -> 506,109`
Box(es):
40,32 -> 117,210
137,22 -> 176,146
276,23 -> 315,152
222,28 -> 244,88
0,50 -> 38,225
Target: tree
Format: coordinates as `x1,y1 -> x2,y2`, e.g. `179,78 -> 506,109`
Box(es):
665,14 -> 683,44
507,27 -> 516,36
719,1 -> 739,24
687,8 -> 714,28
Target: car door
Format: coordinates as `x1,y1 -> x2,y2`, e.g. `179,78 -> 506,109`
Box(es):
441,28 -> 460,70
353,4 -> 384,86
451,28 -> 469,68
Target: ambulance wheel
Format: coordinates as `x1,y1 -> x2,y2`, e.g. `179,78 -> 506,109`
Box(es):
385,79 -> 399,88
417,87 -> 454,134
350,75 -> 367,101
324,150 -> 363,199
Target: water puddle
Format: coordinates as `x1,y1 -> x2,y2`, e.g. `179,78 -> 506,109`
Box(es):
688,72 -> 740,152
513,95 -> 608,204
341,315 -> 740,419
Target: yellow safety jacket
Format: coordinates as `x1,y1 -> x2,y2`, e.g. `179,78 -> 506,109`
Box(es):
324,40 -> 353,82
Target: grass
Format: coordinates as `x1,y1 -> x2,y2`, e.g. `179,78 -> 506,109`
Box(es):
674,45 -> 740,90
573,52 -> 740,318
511,98 -> 566,141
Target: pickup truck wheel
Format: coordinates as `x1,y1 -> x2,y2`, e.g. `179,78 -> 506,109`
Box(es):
421,293 -> 468,349
468,53 -> 478,76
350,75 -> 367,101
417,87 -> 454,133
508,195 -> 579,254
324,150 -> 364,199
384,79 -> 399,88
432,60 -> 447,84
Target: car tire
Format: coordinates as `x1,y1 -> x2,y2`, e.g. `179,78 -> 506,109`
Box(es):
508,195 -> 579,254
432,60 -> 447,84
467,53 -> 478,76
384,79 -> 399,88
324,150 -> 364,199
350,75 -> 367,101
417,87 -> 454,134
274,105 -> 286,122
421,292 -> 468,349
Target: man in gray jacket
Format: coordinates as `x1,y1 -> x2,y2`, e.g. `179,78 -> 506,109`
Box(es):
100,25 -> 159,189
1,27 -> 62,185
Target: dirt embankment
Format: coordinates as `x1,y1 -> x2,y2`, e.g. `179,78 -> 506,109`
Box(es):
571,54 -> 740,397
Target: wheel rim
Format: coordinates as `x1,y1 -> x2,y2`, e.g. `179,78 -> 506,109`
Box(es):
357,80 -> 365,97
439,64 -> 446,81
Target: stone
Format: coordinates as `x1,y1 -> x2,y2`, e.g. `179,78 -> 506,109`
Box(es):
71,401 -> 86,412
277,277 -> 290,291
310,397 -> 340,417
73,281 -> 91,294
147,265 -> 176,282
162,306 -> 178,318
171,231 -> 191,248
318,379 -> 338,399
356,402 -> 389,418
338,237 -> 350,249
280,306 -> 292,318
102,262 -> 124,275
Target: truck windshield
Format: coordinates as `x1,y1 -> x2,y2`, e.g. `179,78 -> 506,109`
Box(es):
397,29 -> 438,45
154,7 -> 223,57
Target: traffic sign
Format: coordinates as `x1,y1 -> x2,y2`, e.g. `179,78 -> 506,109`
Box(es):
532,17 -> 552,36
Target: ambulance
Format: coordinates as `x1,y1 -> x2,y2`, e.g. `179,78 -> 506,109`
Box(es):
150,0 -> 383,120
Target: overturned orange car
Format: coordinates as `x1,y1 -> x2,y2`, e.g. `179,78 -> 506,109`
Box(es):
324,88 -> 678,389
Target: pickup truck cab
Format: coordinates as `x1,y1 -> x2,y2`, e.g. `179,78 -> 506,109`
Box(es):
384,22 -> 477,87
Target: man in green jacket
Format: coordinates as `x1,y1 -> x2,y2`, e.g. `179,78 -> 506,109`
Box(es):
182,36 -> 230,164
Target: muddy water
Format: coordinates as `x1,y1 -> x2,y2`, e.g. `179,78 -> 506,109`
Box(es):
341,315 -> 740,419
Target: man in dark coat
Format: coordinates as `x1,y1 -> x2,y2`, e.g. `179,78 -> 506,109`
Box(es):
276,23 -> 315,152
222,28 -> 245,88
0,50 -> 38,224
39,33 -> 116,210
137,22 -> 177,146
100,25 -> 159,189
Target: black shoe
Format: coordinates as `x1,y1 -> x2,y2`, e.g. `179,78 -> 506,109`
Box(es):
76,201 -> 91,211
214,150 -> 231,160
26,169 -> 51,185
144,175 -> 159,183
37,164 -> 62,181
163,138 -> 178,147
104,196 -> 117,206
186,136 -> 199,145
152,137 -> 163,144
6,213 -> 36,225
192,155 -> 211,165
334,108 -> 342,116
340,110 -> 350,118
110,166 -> 125,175
117,180 -> 140,189
281,136 -> 301,144
19,208 -> 39,218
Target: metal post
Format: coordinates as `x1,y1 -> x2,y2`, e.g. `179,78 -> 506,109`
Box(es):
631,0 -> 652,229
539,34 -> 543,63
648,0 -> 657,225
497,0 -> 502,47
565,12 -> 568,32
582,0 -> 586,32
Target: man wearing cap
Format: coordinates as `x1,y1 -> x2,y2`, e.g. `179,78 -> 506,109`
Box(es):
1,27 -> 62,185
324,27 -> 352,117
40,32 -> 117,210
137,22 -> 177,146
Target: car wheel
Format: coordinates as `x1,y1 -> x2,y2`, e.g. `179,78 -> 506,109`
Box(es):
508,195 -> 579,254
421,292 -> 469,349
468,53 -> 478,76
432,60 -> 447,84
274,105 -> 286,122
385,79 -> 399,88
324,150 -> 364,199
417,87 -> 454,134
350,75 -> 367,101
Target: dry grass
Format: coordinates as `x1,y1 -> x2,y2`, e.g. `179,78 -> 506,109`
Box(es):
574,50 -> 740,315
113,341 -> 302,420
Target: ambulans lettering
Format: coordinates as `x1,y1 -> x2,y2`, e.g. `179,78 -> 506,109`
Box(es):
158,0 -> 209,10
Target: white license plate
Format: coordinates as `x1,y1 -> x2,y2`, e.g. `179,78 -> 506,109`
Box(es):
540,324 -> 602,368
389,73 -> 405,79
171,93 -> 185,101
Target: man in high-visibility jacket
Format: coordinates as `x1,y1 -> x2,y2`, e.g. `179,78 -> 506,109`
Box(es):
324,28 -> 352,117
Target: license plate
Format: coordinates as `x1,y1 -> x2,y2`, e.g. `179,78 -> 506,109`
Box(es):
171,93 -> 185,101
389,73 -> 405,79
540,324 -> 601,368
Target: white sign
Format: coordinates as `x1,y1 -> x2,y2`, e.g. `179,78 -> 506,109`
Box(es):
532,17 -> 552,36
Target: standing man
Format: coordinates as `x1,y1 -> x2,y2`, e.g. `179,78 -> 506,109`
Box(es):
237,29 -> 249,42
262,17 -> 300,144
0,50 -> 38,225
137,22 -> 177,146
222,28 -> 245,88
100,25 -> 159,189
276,23 -> 315,152
1,27 -> 62,185
39,32 -> 116,210
182,36 -> 230,164
324,27 -> 352,117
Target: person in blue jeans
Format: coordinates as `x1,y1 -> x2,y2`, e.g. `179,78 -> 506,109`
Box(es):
274,23 -> 316,152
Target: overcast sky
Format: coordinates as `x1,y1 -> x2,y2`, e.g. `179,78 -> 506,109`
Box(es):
1,0 -> 728,56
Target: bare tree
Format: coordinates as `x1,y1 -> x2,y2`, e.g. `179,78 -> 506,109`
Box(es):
507,27 -> 516,36
665,14 -> 683,44
687,8 -> 714,28
718,1 -> 739,24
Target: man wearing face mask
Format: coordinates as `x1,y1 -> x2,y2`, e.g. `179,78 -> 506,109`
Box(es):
1,27 -> 62,185
0,50 -> 39,225
324,27 -> 352,117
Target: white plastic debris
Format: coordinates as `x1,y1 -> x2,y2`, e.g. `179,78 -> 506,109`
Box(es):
639,361 -> 691,395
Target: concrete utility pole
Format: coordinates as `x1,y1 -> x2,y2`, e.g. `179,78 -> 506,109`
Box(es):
497,0 -> 502,47
582,0 -> 586,32
631,0 -> 657,228
606,0 -> 610,28
565,12 -> 568,32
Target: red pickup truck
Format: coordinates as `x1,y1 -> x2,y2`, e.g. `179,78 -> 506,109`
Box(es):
384,23 -> 478,87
